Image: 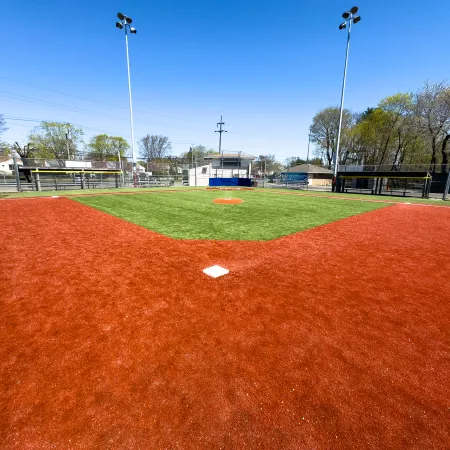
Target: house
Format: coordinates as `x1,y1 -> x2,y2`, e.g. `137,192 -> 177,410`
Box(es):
146,162 -> 170,174
0,157 -> 22,175
280,164 -> 333,186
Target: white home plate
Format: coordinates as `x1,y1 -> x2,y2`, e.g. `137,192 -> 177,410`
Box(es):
203,265 -> 229,278
51,196 -> 60,198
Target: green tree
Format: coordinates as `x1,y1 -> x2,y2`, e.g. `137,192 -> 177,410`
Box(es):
350,93 -> 425,168
255,154 -> 283,174
309,157 -> 324,166
285,157 -> 306,167
28,122 -> 83,161
310,106 -> 353,168
86,134 -> 129,161
179,145 -> 216,164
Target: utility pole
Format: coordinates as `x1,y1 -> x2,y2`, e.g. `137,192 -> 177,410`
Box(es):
306,128 -> 311,165
215,116 -> 227,177
65,127 -> 72,160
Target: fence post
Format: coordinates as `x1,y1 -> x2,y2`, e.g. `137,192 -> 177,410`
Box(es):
13,156 -> 21,192
443,171 -> 450,201
34,172 -> 41,191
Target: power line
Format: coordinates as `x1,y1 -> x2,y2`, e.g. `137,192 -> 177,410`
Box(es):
3,115 -> 130,138
0,75 -> 212,124
0,77 -> 259,138
0,92 -> 132,122
0,90 -> 215,133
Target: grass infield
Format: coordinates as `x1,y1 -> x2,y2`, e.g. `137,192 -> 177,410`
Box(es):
73,189 -> 387,240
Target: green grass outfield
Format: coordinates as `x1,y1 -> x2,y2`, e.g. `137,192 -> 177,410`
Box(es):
0,187 -> 187,199
1,186 -> 448,207
72,189 -> 387,241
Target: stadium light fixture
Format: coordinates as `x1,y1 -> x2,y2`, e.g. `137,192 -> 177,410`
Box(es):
333,6 -> 361,192
115,12 -> 138,186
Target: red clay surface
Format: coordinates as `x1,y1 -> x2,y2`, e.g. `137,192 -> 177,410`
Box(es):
213,198 -> 244,204
206,187 -> 254,191
1,198 -> 449,448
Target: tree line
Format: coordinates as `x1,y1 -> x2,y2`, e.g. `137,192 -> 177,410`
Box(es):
0,119 -> 197,167
0,119 -> 291,174
310,81 -> 450,173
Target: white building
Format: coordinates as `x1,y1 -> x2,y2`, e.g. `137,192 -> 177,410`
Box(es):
184,153 -> 256,186
0,157 -> 22,174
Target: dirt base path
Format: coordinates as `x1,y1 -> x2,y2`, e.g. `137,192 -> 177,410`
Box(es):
0,198 -> 449,448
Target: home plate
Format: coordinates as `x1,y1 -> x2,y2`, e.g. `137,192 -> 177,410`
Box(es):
51,196 -> 60,198
203,265 -> 229,278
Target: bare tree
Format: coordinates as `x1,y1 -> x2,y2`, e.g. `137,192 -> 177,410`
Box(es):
139,135 -> 172,162
0,114 -> 7,136
415,81 -> 450,172
13,142 -> 35,158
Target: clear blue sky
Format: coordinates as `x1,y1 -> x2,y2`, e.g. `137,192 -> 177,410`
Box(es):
2,0 -> 450,162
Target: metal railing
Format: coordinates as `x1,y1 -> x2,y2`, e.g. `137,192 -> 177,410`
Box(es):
338,164 -> 447,173
19,158 -> 121,170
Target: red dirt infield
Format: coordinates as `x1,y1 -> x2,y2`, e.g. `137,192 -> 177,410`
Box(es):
206,187 -> 254,191
213,198 -> 244,204
1,197 -> 449,448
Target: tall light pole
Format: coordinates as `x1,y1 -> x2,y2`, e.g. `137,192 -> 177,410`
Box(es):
333,6 -> 361,192
116,12 -> 138,186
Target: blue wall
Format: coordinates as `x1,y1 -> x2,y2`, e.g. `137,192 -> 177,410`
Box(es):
209,178 -> 252,187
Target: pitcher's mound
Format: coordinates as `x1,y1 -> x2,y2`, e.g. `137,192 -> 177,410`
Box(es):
213,198 -> 244,205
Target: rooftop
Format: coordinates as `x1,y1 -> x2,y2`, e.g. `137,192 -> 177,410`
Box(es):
204,153 -> 256,161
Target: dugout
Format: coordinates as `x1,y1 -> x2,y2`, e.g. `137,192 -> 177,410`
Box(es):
336,170 -> 432,198
18,166 -> 122,191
